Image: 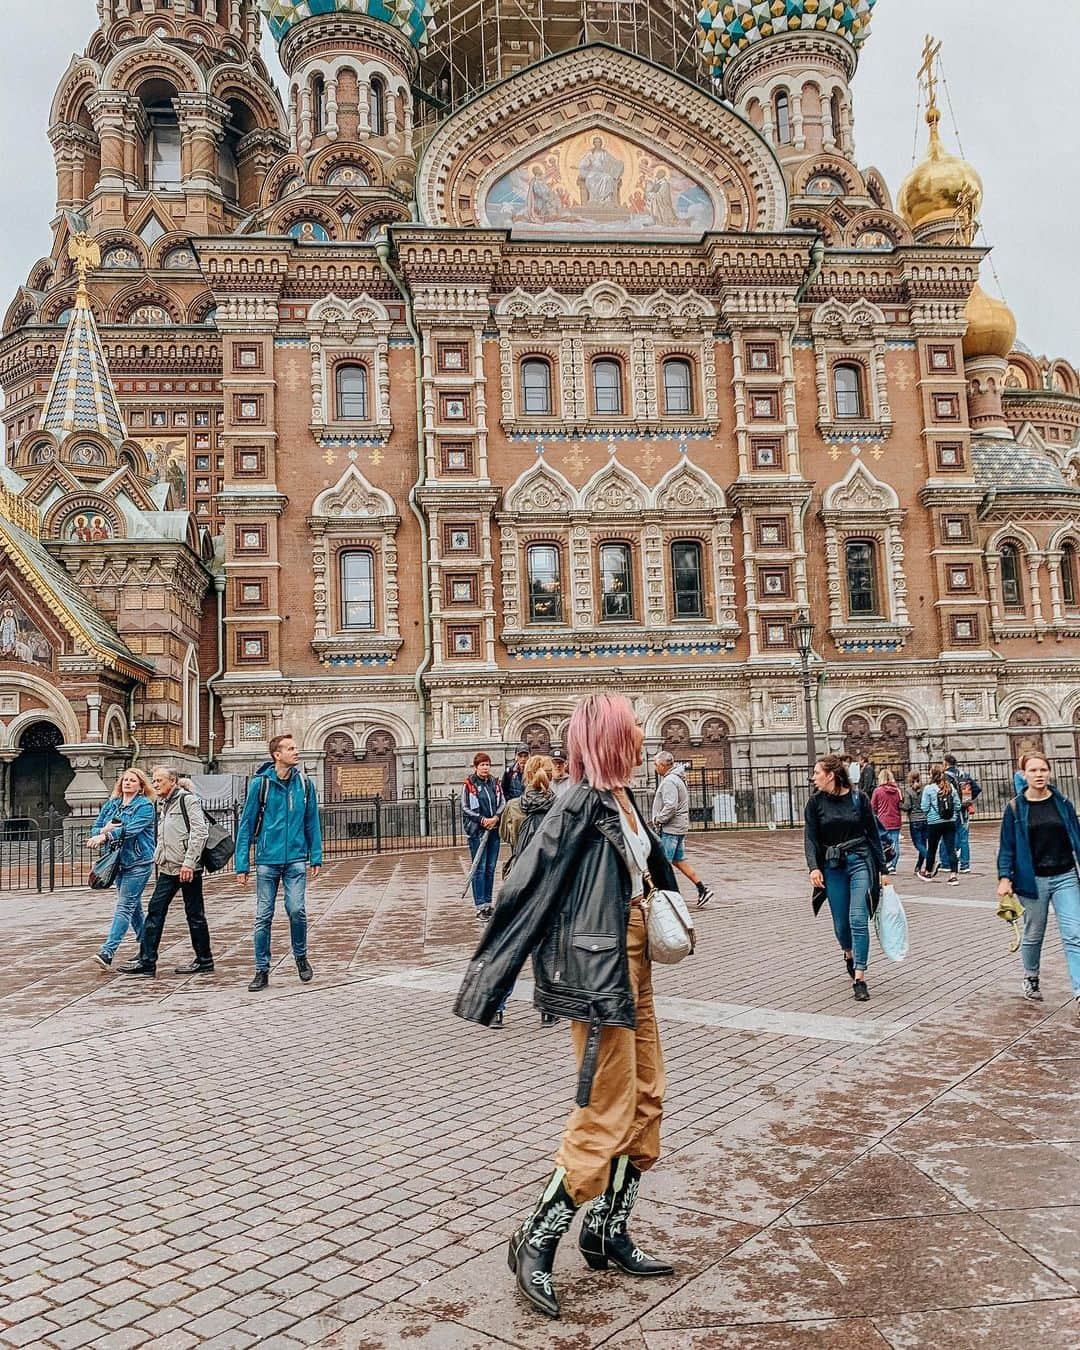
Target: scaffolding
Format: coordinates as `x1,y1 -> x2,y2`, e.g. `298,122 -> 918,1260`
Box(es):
418,0 -> 705,119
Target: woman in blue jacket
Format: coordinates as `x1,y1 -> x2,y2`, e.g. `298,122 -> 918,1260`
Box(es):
919,768 -> 962,885
997,753 -> 1080,1015
88,769 -> 157,970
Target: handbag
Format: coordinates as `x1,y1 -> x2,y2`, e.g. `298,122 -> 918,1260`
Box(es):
643,872 -> 696,965
178,794 -> 235,874
89,842 -> 122,890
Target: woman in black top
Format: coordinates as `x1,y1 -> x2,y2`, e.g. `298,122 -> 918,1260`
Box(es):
996,753 -> 1080,1011
804,754 -> 888,1002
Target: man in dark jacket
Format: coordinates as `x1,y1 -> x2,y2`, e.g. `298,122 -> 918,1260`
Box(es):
501,745 -> 529,801
941,752 -> 981,873
234,733 -> 322,992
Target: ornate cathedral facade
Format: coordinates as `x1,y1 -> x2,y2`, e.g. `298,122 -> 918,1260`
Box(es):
1,0 -> 1078,816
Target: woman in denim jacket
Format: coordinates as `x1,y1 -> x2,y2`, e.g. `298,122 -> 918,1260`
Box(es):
88,769 -> 157,970
997,753 -> 1080,1016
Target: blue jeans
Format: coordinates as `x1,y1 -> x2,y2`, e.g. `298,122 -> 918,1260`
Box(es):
824,851 -> 872,973
254,861 -> 309,972
1022,870 -> 1080,995
101,863 -> 152,959
468,829 -> 500,908
939,814 -> 970,869
909,821 -> 928,872
884,828 -> 901,874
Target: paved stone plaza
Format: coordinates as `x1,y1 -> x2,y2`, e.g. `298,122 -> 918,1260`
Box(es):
2,826 -> 1078,1349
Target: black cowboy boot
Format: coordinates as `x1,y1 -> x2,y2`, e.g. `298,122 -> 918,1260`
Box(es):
507,1169 -> 578,1318
579,1157 -> 673,1276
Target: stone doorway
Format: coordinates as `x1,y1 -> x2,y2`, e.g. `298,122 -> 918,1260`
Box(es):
10,722 -> 73,820
842,712 -> 910,768
1008,706 -> 1044,765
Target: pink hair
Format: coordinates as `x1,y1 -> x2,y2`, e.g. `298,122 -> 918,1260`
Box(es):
566,693 -> 639,790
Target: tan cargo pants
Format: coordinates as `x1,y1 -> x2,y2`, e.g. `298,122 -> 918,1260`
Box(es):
554,903 -> 665,1205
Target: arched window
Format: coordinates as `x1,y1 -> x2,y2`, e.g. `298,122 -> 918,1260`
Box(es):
830,90 -> 844,144
599,542 -> 634,621
1000,543 -> 1024,609
521,358 -> 552,416
335,364 -> 368,421
339,550 -> 375,629
1061,542 -> 1078,608
145,99 -> 181,189
833,363 -> 864,419
311,74 -> 325,135
182,647 -> 200,748
671,540 -> 704,618
662,358 -> 693,415
774,90 -> 792,144
845,540 -> 879,616
370,77 -> 386,136
592,359 -> 623,415
218,138 -> 239,204
526,544 -> 562,623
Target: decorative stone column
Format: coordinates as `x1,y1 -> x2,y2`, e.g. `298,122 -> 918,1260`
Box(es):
177,93 -> 230,194
60,744 -> 110,849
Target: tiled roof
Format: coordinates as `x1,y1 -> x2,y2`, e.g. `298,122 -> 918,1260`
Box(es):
972,438 -> 1072,492
0,513 -> 151,680
39,288 -> 127,447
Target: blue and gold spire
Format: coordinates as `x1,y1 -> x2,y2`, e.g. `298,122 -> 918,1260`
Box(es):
697,2 -> 877,83
39,235 -> 127,449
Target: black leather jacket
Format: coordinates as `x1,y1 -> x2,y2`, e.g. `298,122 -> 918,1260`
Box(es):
454,781 -> 678,1104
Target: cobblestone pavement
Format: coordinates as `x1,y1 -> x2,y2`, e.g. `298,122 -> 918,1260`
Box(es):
2,826 -> 1078,1349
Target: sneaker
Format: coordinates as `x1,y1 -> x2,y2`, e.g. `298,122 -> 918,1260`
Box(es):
248,971 -> 269,993
476,905 -> 494,923
948,875 -> 960,886
1022,974 -> 1043,1002
959,866 -> 971,874
853,979 -> 870,1003
296,956 -> 313,983
696,884 -> 714,908
174,959 -> 214,975
93,951 -> 112,971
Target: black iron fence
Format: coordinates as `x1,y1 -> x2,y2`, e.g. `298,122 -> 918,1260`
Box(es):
3,757 -> 1078,892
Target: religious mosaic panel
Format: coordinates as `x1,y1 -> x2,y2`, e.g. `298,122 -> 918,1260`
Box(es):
0,591 -> 54,669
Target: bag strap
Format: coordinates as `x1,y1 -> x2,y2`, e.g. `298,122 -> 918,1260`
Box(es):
253,776 -> 271,840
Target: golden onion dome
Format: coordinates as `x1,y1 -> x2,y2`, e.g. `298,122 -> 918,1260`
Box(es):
898,109 -> 983,231
963,282 -> 1017,360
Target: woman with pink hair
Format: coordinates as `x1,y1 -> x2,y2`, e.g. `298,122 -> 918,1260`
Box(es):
455,692 -> 679,1318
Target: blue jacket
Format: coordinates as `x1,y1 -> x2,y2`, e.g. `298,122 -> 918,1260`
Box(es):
234,763 -> 323,874
920,783 -> 962,826
93,794 -> 155,869
997,788 -> 1080,900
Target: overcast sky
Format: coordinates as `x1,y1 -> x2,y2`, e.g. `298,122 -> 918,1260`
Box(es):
1,1 -> 1075,363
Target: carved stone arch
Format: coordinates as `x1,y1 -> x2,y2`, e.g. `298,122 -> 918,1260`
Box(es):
101,704 -> 130,750
311,463 -> 396,520
581,461 -> 648,515
813,297 -> 888,337
208,67 -> 288,134
503,462 -> 577,516
351,206 -> 410,241
40,287 -> 96,325
42,494 -> 125,541
110,282 -> 184,325
1007,704 -> 1047,762
1,677 -> 80,750
186,291 -> 218,324
102,38 -> 207,98
789,209 -> 842,245
792,155 -> 864,199
309,142 -> 384,188
660,718 -> 692,755
4,289 -> 41,337
844,209 -> 912,249
863,167 -> 893,211
271,201 -> 340,240
28,259 -> 56,292
495,287 -> 572,322
309,293 -> 391,329
50,56 -> 104,125
986,522 -> 1040,556
572,282 -> 641,321
416,44 -> 787,233
304,705 -> 415,756
261,154 -> 308,206
822,460 -> 900,514
652,460 -> 725,513
1049,360 -> 1079,396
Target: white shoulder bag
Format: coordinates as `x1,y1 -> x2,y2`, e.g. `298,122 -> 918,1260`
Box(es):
643,873 -> 696,964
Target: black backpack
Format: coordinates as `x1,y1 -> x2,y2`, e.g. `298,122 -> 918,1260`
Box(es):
936,786 -> 955,821
178,792 -> 236,874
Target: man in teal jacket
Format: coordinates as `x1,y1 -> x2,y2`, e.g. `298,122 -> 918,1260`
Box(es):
234,732 -> 323,992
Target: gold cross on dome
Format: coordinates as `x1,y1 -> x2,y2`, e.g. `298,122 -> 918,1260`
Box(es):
918,35 -> 942,115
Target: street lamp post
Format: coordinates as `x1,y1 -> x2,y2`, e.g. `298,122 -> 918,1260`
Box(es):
791,609 -> 817,775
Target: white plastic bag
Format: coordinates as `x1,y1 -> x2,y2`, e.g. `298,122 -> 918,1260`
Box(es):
873,882 -> 909,963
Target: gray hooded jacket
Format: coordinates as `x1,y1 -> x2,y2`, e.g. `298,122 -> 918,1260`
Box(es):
651,763 -> 691,836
